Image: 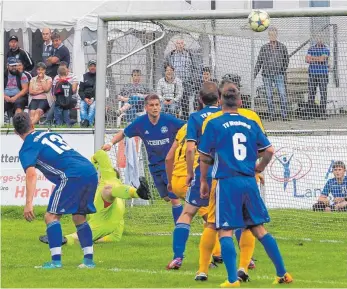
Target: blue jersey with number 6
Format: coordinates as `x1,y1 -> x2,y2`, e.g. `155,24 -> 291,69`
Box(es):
198,113 -> 271,178
19,131 -> 96,184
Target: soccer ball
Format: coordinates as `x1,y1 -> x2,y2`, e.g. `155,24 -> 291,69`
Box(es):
248,10 -> 270,32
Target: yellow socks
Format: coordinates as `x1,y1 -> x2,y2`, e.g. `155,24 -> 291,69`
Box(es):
239,229 -> 256,272
198,227 -> 217,274
212,233 -> 221,257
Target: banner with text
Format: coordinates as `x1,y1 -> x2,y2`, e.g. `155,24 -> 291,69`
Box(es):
1,134 -> 346,208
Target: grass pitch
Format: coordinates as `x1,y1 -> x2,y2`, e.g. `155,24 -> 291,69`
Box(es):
2,205 -> 347,288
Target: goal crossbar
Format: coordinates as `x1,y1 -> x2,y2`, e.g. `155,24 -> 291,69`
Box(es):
99,7 -> 347,22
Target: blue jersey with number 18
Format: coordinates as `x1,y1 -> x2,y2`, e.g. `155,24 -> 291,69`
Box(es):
19,131 -> 96,184
198,113 -> 271,178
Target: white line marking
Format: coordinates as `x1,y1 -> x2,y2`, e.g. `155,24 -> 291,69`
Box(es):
108,267 -> 347,286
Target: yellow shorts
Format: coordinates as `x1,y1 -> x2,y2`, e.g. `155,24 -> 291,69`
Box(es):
207,179 -> 218,224
171,175 -> 208,217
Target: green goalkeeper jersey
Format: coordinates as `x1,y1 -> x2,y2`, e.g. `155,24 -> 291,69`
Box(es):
88,150 -> 126,242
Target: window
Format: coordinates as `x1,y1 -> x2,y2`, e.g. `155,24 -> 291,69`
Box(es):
309,0 -> 330,7
252,0 -> 273,9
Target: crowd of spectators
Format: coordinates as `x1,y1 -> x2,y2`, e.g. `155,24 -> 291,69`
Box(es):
3,27 -> 332,126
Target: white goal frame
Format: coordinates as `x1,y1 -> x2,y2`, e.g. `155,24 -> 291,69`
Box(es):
94,7 -> 347,150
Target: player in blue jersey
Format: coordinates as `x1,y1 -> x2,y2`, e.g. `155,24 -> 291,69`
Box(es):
313,161 -> 347,212
103,94 -> 185,223
198,87 -> 293,287
167,81 -> 221,270
13,112 -> 98,269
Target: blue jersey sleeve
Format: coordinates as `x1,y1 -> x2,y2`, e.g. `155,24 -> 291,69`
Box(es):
171,115 -> 185,130
124,118 -> 141,138
19,143 -> 40,172
307,47 -> 313,56
321,179 -> 331,196
186,115 -> 198,142
254,122 -> 271,151
323,47 -> 330,57
198,121 -> 216,155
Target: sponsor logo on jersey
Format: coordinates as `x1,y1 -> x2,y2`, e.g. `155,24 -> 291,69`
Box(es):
146,138 -> 170,146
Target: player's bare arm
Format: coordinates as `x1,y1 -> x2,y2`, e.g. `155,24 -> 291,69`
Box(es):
24,166 -> 37,222
185,141 -> 196,186
255,146 -> 274,173
165,140 -> 178,192
199,153 -> 213,199
102,131 -> 125,151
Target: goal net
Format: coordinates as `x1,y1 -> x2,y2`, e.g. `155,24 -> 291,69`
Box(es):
100,12 -> 347,241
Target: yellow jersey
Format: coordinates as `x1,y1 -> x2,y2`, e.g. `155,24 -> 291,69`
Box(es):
173,124 -> 199,177
202,108 -> 266,134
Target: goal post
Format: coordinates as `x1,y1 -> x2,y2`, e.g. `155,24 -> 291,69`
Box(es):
95,8 -> 347,240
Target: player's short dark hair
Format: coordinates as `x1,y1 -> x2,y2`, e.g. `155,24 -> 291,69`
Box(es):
222,87 -> 241,108
199,81 -> 219,106
219,79 -> 239,98
333,161 -> 346,170
36,62 -> 47,69
13,112 -> 32,135
131,69 -> 141,76
144,93 -> 160,105
51,32 -> 61,40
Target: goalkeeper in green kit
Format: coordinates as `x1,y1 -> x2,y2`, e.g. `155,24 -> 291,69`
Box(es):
39,150 -> 150,245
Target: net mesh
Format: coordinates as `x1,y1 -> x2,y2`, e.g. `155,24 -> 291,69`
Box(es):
103,16 -> 347,240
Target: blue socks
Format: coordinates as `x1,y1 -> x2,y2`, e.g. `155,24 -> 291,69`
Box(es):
173,223 -> 190,259
220,236 -> 238,283
234,229 -> 242,247
47,221 -> 62,262
259,233 -> 286,277
172,204 -> 183,224
76,222 -> 94,261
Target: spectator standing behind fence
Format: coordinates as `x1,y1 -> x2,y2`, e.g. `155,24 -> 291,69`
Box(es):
46,32 -> 70,78
28,63 -> 53,125
313,161 -> 347,212
114,69 -> 152,122
157,64 -> 183,116
305,36 -> 330,119
41,28 -> 54,78
4,57 -> 29,118
53,66 -> 73,126
6,35 -> 34,72
79,60 -> 96,127
165,39 -> 197,120
254,27 -> 289,121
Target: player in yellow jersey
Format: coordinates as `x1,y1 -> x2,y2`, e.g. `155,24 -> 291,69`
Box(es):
165,121 -> 221,270
196,79 -> 266,283
39,150 -> 150,245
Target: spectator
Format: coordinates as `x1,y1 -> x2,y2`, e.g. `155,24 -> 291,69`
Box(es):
3,57 -> 29,117
156,64 -> 183,116
28,62 -> 53,125
6,35 -> 34,72
202,67 -> 218,84
46,32 -> 70,78
53,66 -> 73,126
17,60 -> 32,82
165,38 -> 197,120
254,27 -> 289,121
114,69 -> 152,122
305,36 -> 330,119
44,62 -> 78,125
41,28 -> 54,78
79,60 -> 97,127
313,161 -> 347,212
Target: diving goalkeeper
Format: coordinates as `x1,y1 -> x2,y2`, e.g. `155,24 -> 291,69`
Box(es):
40,150 -> 150,245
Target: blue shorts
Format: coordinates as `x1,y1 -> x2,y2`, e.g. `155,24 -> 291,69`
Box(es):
47,174 -> 98,215
215,176 -> 270,230
151,170 -> 178,199
186,176 -> 211,208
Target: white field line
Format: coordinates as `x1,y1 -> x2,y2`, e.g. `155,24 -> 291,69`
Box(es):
109,267 -> 347,286
143,232 -> 345,244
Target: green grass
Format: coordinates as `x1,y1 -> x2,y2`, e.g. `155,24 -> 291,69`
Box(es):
2,205 -> 347,288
